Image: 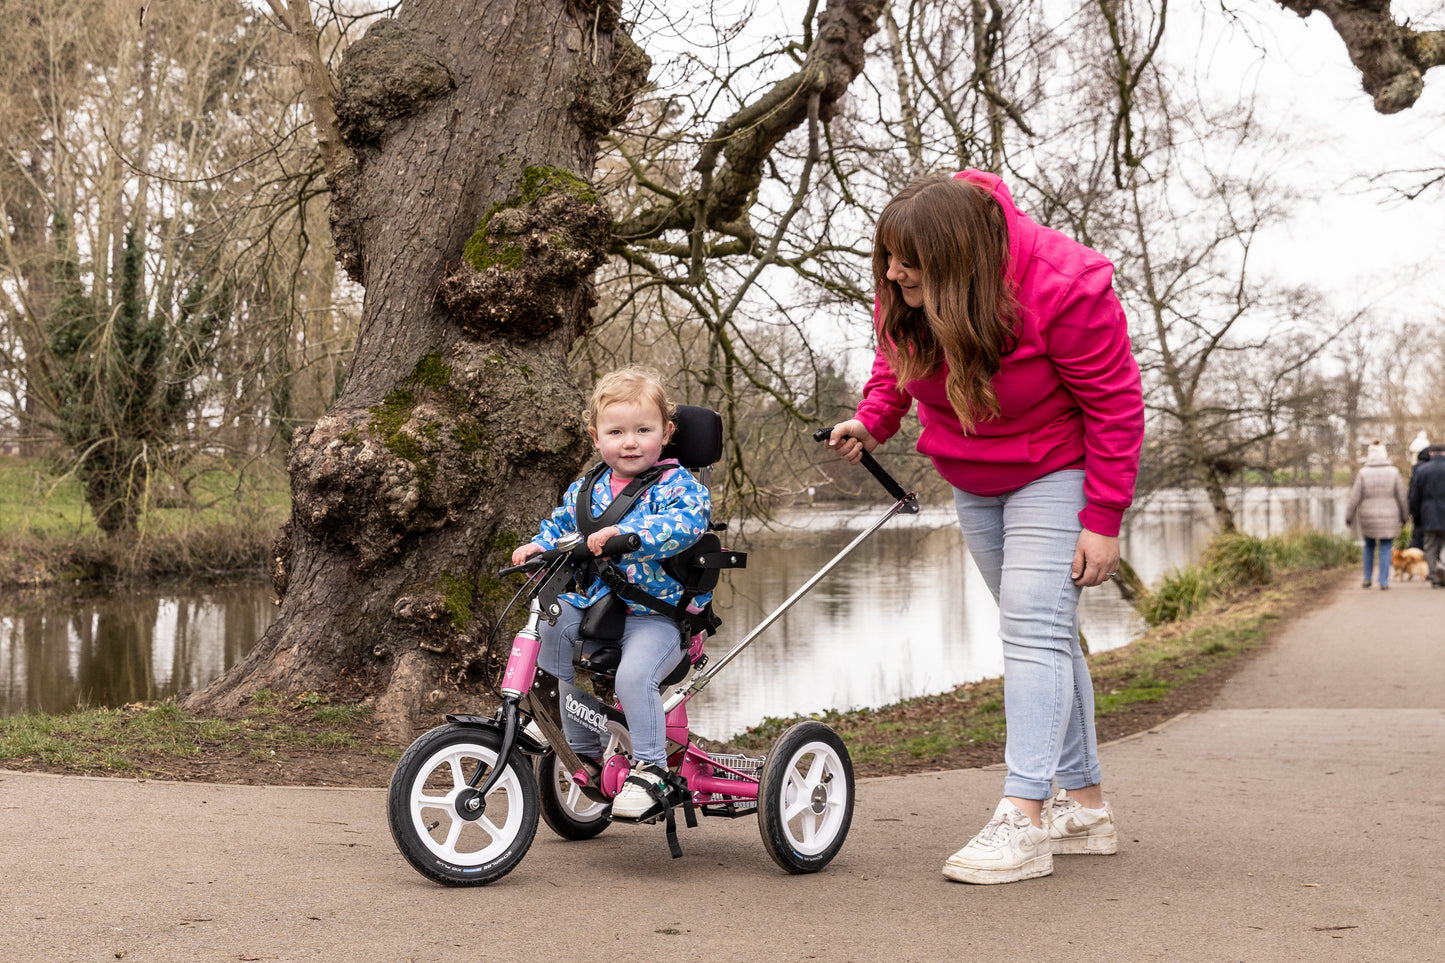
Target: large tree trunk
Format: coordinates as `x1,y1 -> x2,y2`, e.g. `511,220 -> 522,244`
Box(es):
184,0 -> 647,737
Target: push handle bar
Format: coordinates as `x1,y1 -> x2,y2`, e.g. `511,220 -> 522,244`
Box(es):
813,425 -> 914,507
673,427 -> 919,706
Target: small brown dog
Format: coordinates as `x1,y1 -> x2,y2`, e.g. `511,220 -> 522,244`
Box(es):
1392,547 -> 1429,581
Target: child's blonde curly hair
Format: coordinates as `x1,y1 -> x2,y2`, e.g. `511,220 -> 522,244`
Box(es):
585,365 -> 677,431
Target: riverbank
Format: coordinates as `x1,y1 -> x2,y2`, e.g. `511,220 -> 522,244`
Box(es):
0,562 -> 1349,786
0,457 -> 283,587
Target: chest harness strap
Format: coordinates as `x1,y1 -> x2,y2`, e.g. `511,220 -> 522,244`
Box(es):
573,462 -> 744,644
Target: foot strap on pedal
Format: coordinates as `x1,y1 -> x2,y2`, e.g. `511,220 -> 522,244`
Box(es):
659,772 -> 693,859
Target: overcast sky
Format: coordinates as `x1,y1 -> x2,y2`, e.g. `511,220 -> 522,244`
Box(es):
1177,0 -> 1445,324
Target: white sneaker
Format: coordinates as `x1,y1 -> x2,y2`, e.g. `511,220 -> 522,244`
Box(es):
942,799 -> 1053,884
610,762 -> 669,819
1046,789 -> 1118,855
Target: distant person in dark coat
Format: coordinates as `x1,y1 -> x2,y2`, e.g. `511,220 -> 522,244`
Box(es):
1408,445 -> 1432,550
1407,445 -> 1445,586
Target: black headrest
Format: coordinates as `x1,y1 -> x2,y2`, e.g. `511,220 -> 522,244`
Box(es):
662,405 -> 722,469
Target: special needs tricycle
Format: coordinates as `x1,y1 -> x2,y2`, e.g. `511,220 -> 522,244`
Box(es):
386,409 -> 917,885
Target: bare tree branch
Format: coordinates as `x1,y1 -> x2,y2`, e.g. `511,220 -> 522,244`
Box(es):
1271,0 -> 1445,112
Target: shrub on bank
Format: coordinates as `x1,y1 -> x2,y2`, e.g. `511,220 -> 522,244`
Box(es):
1138,529 -> 1357,626
0,524 -> 276,585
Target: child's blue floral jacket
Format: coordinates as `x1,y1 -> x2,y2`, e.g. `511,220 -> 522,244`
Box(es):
528,462 -> 711,614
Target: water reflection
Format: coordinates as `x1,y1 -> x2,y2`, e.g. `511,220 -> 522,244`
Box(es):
0,584 -> 276,716
0,487 -> 1348,728
1121,486 -> 1346,588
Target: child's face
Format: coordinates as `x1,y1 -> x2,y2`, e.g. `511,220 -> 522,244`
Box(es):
589,399 -> 674,480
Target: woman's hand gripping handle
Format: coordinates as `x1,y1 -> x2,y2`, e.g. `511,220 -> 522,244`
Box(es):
816,421 -> 916,509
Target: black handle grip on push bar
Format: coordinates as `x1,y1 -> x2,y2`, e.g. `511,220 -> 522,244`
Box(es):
813,426 -> 915,508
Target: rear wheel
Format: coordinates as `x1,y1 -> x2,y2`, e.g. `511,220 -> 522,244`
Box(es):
757,721 -> 854,874
387,723 -> 539,886
537,749 -> 611,840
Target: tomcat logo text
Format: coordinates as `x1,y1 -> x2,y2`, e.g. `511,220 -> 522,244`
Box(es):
565,692 -> 611,734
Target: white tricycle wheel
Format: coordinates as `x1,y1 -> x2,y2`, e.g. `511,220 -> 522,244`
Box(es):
757,720 -> 855,873
386,723 -> 539,886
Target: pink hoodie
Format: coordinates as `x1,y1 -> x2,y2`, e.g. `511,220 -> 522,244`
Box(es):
855,170 -> 1144,537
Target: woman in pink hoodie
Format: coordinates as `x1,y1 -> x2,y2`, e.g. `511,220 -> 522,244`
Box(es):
829,171 -> 1144,885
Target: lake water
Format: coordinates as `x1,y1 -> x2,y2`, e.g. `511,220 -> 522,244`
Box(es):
0,485 -> 1348,736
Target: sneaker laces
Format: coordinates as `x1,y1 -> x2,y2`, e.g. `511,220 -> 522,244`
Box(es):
973,810 -> 1016,845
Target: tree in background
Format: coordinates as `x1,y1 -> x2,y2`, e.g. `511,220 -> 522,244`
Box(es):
0,0 -> 350,531
43,224 -> 225,533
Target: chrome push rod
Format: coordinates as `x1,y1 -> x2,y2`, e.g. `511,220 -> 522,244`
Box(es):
665,491 -> 917,711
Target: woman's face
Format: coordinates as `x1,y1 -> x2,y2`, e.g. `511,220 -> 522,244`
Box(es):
885,252 -> 924,309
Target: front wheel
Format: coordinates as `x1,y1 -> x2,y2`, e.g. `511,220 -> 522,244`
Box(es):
757,721 -> 854,874
387,723 -> 539,886
537,749 -> 611,840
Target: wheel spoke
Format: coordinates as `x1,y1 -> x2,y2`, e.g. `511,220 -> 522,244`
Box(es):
446,756 -> 467,789
441,814 -> 464,855
478,815 -> 504,843
799,810 -> 820,847
802,752 -> 827,788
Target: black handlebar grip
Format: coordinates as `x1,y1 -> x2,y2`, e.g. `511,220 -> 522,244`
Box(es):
497,557 -> 544,578
600,531 -> 641,556
497,542 -> 569,577
813,424 -> 910,502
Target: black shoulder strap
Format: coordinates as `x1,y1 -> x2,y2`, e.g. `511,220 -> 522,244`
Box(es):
574,462 -> 728,640
575,462 -> 668,537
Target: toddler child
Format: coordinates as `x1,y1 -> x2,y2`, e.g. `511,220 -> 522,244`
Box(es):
511,365 -> 710,819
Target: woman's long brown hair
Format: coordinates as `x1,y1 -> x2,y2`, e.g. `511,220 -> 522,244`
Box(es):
872,173 -> 1019,431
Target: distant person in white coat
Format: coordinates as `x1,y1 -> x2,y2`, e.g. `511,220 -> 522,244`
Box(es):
1345,440 -> 1407,589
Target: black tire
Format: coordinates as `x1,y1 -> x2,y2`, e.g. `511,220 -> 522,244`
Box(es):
757,721 -> 854,874
387,723 -> 539,886
537,749 -> 611,841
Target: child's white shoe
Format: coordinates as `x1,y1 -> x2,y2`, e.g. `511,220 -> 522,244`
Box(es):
610,762 -> 670,820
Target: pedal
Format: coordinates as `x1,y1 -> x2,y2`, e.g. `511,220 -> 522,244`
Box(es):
608,809 -> 662,825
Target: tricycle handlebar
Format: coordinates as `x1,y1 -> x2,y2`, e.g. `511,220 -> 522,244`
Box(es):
496,530 -> 642,579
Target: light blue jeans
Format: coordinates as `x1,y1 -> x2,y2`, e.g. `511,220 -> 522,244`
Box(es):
537,600 -> 684,767
1362,537 -> 1390,586
953,470 -> 1102,800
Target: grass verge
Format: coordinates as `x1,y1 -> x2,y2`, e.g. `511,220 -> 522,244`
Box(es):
0,690 -> 400,786
0,457 -> 286,586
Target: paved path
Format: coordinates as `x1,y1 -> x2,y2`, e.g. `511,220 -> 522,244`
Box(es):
2,572 -> 1441,962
